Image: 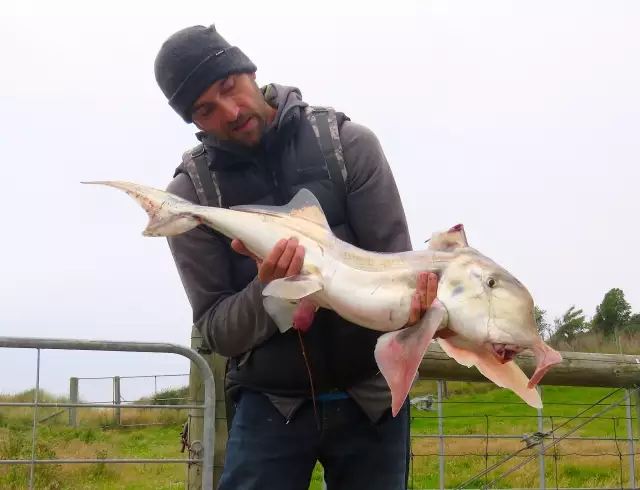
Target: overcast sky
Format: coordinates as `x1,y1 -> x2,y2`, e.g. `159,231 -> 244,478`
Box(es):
1,0 -> 638,404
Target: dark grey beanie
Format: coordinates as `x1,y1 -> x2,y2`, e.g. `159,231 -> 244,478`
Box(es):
154,24 -> 257,123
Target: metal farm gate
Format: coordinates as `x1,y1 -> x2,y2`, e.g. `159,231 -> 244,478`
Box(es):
0,336 -> 216,490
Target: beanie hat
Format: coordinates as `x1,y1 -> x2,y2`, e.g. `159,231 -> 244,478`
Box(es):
154,24 -> 257,123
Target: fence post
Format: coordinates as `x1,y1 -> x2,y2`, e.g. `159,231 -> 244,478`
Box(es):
537,385 -> 546,489
68,377 -> 78,427
212,353 -> 228,486
187,325 -> 228,490
437,380 -> 445,490
626,388 -> 636,489
113,376 -> 121,426
635,389 -> 640,439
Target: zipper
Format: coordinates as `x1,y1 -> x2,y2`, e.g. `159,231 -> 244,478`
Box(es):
270,170 -> 280,198
248,151 -> 288,205
254,158 -> 287,205
270,169 -> 289,205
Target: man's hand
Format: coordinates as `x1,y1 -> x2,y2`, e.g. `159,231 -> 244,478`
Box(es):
405,272 -> 438,326
231,237 -> 305,283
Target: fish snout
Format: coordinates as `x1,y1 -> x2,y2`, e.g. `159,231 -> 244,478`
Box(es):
527,340 -> 563,389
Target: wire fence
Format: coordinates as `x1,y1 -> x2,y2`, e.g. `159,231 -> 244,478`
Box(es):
71,373 -> 191,428
406,381 -> 638,490
75,373 -> 190,403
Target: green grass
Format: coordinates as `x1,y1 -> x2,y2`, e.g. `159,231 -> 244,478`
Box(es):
0,383 -> 636,489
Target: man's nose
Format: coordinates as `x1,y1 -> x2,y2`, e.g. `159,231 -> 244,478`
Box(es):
217,98 -> 240,122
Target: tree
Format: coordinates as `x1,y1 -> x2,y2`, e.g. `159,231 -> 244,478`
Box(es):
621,312 -> 640,334
534,306 -> 551,340
591,288 -> 632,337
550,305 -> 588,342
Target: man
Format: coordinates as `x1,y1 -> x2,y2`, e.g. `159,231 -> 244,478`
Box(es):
154,23 -> 438,490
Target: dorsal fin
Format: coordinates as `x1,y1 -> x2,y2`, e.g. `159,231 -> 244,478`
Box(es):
426,224 -> 469,251
230,188 -> 331,230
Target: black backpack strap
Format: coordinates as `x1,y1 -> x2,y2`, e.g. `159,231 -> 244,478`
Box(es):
304,105 -> 348,202
180,143 -> 222,208
178,143 -> 236,433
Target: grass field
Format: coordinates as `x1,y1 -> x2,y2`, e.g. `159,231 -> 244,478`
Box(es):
0,380 -> 636,489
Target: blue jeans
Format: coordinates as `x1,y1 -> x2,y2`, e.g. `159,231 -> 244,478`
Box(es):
217,389 -> 410,490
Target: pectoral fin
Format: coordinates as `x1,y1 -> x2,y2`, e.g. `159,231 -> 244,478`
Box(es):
437,337 -> 543,409
262,274 -> 323,300
263,296 -> 320,334
263,297 -> 298,333
374,300 -> 447,417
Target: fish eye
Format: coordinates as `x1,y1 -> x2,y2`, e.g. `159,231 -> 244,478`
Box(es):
487,277 -> 497,288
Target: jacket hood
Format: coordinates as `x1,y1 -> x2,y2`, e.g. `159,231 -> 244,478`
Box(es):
174,83 -> 308,176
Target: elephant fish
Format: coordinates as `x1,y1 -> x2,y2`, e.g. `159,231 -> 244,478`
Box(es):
82,180 -> 562,415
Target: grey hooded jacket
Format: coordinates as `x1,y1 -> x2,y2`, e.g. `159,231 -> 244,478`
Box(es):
165,84 -> 414,423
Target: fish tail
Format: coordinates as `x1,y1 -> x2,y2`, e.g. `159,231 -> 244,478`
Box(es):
81,180 -> 203,237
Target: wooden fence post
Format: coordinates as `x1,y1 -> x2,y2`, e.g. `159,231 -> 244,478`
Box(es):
187,325 -> 228,490
113,376 -> 121,426
68,377 -> 78,428
634,389 -> 640,439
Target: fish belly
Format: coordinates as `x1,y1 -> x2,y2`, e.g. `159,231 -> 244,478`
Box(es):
323,266 -> 413,332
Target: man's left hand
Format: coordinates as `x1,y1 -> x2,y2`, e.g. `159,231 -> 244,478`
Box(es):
405,272 -> 438,326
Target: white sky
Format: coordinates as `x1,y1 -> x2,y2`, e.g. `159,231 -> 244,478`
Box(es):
1,0 -> 638,404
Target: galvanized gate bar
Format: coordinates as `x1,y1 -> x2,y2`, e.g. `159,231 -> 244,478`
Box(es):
2,458 -> 201,464
0,402 -> 203,409
0,336 -> 215,490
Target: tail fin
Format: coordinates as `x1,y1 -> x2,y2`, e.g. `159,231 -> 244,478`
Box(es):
81,180 -> 202,237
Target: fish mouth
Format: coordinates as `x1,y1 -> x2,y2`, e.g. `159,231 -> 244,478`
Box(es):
491,343 -> 524,364
491,341 -> 563,388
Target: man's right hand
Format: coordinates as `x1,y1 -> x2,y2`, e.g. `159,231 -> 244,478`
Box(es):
231,237 -> 305,283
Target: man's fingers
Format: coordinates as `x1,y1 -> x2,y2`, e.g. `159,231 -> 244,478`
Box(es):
407,293 -> 421,326
418,272 -> 428,315
258,237 -> 303,281
231,239 -> 249,256
274,237 -> 299,279
415,271 -> 439,321
425,272 -> 438,309
285,245 -> 306,277
258,238 -> 288,281
232,239 -> 259,261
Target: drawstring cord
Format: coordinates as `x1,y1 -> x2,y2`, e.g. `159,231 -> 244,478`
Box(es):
297,329 -> 321,430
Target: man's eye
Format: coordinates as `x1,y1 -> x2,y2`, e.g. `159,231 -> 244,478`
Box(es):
197,106 -> 213,118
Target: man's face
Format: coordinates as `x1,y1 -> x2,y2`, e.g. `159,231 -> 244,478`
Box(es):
190,73 -> 273,147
